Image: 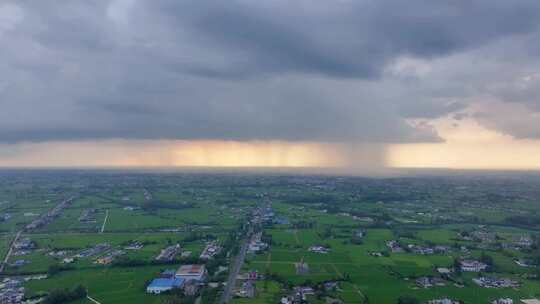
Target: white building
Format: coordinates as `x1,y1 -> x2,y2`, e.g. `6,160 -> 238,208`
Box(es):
428,299 -> 459,304
175,264 -> 207,282
200,243 -> 221,259
460,260 -> 488,272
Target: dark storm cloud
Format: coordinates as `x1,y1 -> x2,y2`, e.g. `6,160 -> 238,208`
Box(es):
150,0 -> 540,78
2,0 -> 540,143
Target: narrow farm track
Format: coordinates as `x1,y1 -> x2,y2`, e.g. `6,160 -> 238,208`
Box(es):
87,295 -> 102,304
352,284 -> 367,302
265,252 -> 272,269
294,229 -> 300,244
330,263 -> 343,277
100,210 -> 109,233
0,230 -> 22,273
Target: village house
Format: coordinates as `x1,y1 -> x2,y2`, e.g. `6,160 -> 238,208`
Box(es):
200,242 -> 221,259
124,241 -> 143,250
95,250 -> 124,265
146,277 -> 184,294
175,264 -> 207,282
76,243 -> 110,258
235,280 -> 255,298
308,245 -> 329,254
416,276 -> 446,288
460,259 -> 488,272
155,244 -> 181,261
386,240 -> 403,252
248,232 -> 268,253
13,238 -> 36,251
516,235 -> 533,247
409,244 -> 435,255
436,267 -> 452,275
427,298 -> 460,304
473,277 -> 519,288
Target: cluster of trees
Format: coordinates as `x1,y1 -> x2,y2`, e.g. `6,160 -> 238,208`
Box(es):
397,295 -> 420,304
112,257 -> 152,267
43,285 -> 87,304
261,232 -> 273,245
505,215 -> 540,227
183,232 -> 216,243
392,228 -> 416,240
480,251 -> 494,267
319,226 -> 334,239
350,235 -> 363,245
161,289 -> 196,304
47,264 -> 74,276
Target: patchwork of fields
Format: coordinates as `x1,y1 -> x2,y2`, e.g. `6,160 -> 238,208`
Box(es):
0,170 -> 539,304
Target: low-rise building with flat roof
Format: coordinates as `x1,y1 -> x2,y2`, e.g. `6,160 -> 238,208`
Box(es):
146,278 -> 184,294
175,264 -> 207,282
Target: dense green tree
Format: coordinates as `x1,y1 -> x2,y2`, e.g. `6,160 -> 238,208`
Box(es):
397,295 -> 420,304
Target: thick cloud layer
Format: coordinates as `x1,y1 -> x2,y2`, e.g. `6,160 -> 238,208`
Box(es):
1,0 -> 540,143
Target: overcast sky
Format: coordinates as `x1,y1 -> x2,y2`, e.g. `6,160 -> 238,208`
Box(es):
1,1 -> 540,168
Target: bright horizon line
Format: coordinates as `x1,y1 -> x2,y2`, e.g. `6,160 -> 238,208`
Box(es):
1,164 -> 539,172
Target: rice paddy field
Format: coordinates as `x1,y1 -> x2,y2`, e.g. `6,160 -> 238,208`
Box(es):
0,170 -> 539,304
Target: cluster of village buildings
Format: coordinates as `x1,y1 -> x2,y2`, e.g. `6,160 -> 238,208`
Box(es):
425,299 -> 540,304
0,278 -> 25,304
78,208 -> 97,223
146,264 -> 207,295
24,197 -> 75,231
0,275 -> 47,304
459,230 -> 534,251
473,277 -> 519,288
247,232 -> 268,254
386,239 -> 451,255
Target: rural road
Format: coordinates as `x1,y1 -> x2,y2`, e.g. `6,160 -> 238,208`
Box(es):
100,210 -> 109,233
0,230 -> 22,273
218,228 -> 252,304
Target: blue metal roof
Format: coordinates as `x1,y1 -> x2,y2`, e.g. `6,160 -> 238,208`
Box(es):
148,277 -> 184,288
162,269 -> 176,276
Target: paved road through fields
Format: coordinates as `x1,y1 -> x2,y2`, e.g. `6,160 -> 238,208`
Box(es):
218,228 -> 252,304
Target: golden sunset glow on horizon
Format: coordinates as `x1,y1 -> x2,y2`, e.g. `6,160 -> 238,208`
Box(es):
2,118 -> 540,170
0,140 -> 347,168
1,130 -> 540,170
388,116 -> 540,170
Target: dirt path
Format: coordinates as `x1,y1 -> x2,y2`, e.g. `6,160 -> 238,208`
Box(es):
100,210 -> 109,233
87,295 -> 102,304
330,263 -> 343,277
265,252 -> 272,269
352,284 -> 367,302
